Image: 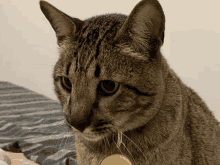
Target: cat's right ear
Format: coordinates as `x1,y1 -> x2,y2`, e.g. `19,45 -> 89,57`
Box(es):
39,0 -> 83,47
114,0 -> 165,56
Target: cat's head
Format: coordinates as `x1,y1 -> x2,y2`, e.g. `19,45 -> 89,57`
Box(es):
40,0 -> 166,142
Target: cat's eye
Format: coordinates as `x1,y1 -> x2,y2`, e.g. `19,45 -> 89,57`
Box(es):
99,80 -> 119,95
61,77 -> 72,90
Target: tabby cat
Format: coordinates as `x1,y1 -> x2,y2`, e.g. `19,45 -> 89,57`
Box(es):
40,0 -> 220,164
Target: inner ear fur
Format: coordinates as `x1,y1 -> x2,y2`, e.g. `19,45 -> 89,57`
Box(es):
40,0 -> 83,46
115,0 -> 165,54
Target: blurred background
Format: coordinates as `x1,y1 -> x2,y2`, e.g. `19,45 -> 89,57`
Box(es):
1,0 -> 220,120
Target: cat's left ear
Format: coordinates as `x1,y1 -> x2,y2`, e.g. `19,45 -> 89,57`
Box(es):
115,0 -> 165,54
40,0 -> 83,47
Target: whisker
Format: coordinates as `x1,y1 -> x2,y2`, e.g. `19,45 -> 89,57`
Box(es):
58,132 -> 68,150
12,120 -> 64,139
70,134 -> 76,150
42,17 -> 56,36
106,136 -> 111,148
106,137 -> 113,155
122,133 -> 147,160
55,132 -> 66,149
103,136 -> 107,154
32,44 -> 58,55
131,111 -> 146,124
49,126 -> 59,136
113,140 -> 124,156
64,132 -> 71,149
33,64 -> 54,66
19,119 -> 66,138
64,135 -> 70,149
121,141 -> 137,165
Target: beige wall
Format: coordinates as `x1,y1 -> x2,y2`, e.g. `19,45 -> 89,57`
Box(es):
1,0 -> 220,120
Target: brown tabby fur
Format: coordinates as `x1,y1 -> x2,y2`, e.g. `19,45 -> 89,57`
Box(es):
40,0 -> 220,164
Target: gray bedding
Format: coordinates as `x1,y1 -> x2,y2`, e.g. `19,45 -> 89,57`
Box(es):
0,81 -> 77,165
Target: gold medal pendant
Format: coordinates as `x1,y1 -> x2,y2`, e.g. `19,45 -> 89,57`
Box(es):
100,154 -> 133,165
99,132 -> 134,165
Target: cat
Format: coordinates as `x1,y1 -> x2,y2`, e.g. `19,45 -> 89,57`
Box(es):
40,0 -> 220,164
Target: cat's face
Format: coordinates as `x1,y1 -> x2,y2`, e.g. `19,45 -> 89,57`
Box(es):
40,0 -> 166,142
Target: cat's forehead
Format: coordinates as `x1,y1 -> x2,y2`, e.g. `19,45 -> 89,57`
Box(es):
76,14 -> 127,48
73,14 -> 127,72
82,14 -> 127,34
57,14 -> 153,81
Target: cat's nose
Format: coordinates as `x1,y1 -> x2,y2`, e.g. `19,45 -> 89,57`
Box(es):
71,120 -> 91,132
66,116 -> 92,132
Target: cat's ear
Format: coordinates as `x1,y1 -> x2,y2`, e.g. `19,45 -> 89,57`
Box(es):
40,0 -> 83,46
115,0 -> 165,55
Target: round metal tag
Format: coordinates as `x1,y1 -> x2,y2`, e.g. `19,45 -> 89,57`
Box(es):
99,154 -> 134,165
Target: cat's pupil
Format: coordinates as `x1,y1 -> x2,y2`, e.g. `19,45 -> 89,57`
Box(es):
103,81 -> 115,91
62,77 -> 72,90
99,80 -> 119,95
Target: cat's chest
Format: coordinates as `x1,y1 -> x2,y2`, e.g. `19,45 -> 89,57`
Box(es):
74,130 -> 192,165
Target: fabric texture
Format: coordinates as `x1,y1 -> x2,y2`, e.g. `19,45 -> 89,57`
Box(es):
0,81 -> 77,165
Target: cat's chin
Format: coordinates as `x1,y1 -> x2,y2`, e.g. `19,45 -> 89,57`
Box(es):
72,131 -> 109,143
81,133 -> 107,141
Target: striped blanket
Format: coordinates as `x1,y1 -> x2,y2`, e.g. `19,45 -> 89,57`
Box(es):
0,81 -> 77,165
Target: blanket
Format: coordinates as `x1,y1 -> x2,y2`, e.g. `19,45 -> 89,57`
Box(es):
0,81 -> 77,165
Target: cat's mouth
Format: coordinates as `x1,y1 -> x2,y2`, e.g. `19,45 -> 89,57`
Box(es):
66,120 -> 108,141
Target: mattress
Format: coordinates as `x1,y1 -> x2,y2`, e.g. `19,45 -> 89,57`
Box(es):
0,81 -> 77,165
